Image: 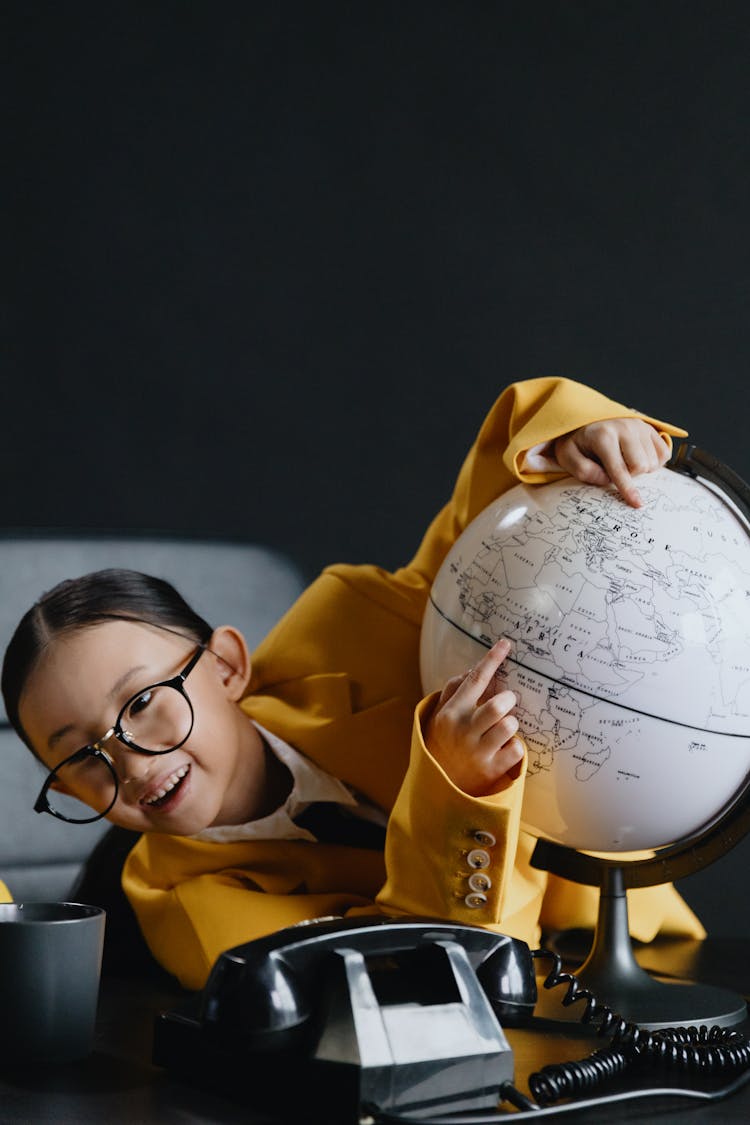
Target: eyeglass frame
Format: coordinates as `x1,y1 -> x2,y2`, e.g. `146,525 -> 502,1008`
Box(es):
33,643 -> 207,825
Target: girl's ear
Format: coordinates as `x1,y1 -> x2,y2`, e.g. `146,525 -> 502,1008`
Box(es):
207,626 -> 252,701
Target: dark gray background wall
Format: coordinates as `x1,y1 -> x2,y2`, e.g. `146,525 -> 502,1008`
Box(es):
5,3 -> 750,935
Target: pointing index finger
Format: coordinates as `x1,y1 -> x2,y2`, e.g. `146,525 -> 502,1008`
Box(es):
454,638 -> 512,705
601,450 -> 642,508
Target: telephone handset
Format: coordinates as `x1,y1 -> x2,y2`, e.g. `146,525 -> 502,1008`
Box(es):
198,913 -> 537,1042
155,915 -> 535,1119
154,915 -> 750,1123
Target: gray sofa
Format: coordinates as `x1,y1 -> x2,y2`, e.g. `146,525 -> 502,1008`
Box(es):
0,535 -> 306,903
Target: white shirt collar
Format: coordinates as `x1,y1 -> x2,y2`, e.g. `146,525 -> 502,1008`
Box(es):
191,721 -> 358,844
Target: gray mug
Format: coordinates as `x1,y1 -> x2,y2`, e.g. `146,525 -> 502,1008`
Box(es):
0,902 -> 106,1064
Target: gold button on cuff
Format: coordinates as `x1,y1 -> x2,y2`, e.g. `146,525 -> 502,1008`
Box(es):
464,892 -> 488,909
466,848 -> 491,869
468,872 -> 492,893
472,829 -> 497,847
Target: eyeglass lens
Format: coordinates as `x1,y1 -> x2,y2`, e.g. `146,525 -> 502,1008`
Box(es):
44,685 -> 193,822
118,682 -> 193,754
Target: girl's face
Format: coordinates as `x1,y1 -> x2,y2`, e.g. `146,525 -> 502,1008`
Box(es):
18,619 -> 271,836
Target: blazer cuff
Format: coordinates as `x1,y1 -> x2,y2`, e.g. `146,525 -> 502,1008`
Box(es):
377,695 -> 526,926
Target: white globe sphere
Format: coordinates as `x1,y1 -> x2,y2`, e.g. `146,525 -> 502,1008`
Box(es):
420,467 -> 750,852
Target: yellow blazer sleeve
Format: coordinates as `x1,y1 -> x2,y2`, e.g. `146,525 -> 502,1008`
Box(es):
0,879 -> 12,903
404,376 -> 686,590
122,833 -> 386,990
376,695 -> 536,932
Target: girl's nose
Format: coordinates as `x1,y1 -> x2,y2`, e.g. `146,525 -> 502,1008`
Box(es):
114,749 -> 157,786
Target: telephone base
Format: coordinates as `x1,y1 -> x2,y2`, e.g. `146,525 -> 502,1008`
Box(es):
155,1003 -> 508,1121
154,925 -> 520,1120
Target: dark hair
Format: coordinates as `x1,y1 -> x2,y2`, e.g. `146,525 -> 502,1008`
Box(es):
1,568 -> 214,749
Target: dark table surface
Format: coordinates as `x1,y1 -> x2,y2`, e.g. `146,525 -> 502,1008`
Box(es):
3,935 -> 750,1124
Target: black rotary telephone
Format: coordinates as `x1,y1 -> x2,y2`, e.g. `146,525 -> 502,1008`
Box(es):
154,915 -> 750,1123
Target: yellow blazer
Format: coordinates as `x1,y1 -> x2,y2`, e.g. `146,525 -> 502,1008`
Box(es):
123,378 -> 703,990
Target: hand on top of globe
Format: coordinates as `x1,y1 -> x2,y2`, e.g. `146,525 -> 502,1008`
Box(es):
555,417 -> 670,509
423,638 -> 525,798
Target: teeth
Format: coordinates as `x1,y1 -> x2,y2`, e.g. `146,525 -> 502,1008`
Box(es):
144,764 -> 189,806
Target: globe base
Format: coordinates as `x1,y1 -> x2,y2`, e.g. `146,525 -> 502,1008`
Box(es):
533,859 -> 747,1030
535,962 -> 747,1031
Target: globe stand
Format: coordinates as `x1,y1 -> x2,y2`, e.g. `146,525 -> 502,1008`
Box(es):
529,837 -> 748,1030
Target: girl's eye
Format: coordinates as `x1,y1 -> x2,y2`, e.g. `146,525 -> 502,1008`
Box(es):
64,750 -> 99,776
128,690 -> 153,717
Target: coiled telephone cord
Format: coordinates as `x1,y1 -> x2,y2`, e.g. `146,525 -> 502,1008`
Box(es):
528,947 -> 750,1104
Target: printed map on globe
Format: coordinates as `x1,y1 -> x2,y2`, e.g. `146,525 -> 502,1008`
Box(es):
420,467 -> 750,852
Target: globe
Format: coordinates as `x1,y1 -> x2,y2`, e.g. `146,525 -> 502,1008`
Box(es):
420,466 -> 750,853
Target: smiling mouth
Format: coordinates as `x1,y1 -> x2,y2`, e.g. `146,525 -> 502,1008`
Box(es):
142,763 -> 191,808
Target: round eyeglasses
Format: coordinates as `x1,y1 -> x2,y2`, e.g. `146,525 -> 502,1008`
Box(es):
33,645 -> 206,824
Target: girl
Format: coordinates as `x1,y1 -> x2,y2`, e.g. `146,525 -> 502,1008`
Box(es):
1,378 -> 705,989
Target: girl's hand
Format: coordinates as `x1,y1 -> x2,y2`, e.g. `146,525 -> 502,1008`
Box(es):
424,639 -> 524,797
554,417 -> 669,508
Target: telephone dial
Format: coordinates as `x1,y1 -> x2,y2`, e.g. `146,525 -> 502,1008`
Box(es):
154,915 -> 750,1123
